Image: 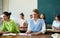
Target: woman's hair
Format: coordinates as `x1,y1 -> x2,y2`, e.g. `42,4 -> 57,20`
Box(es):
56,14 -> 60,21
3,11 -> 11,19
41,13 -> 46,20
20,13 -> 24,16
33,9 -> 40,18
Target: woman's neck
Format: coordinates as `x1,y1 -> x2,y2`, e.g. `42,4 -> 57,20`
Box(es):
21,18 -> 24,20
6,19 -> 10,22
34,18 -> 39,22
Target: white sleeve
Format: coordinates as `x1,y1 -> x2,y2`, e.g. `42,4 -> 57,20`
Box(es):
41,22 -> 46,33
52,21 -> 55,27
27,22 -> 31,32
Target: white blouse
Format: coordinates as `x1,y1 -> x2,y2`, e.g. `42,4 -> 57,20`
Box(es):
18,19 -> 27,27
52,20 -> 60,28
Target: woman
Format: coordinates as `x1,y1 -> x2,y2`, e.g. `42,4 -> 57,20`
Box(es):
26,9 -> 46,35
40,13 -> 47,28
52,14 -> 60,30
18,13 -> 28,33
40,13 -> 46,20
2,12 -> 19,33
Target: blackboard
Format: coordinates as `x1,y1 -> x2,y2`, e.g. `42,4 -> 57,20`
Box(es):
38,0 -> 60,24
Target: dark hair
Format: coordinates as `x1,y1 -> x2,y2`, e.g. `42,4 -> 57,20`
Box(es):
56,14 -> 60,21
3,11 -> 11,19
41,13 -> 46,20
33,9 -> 40,18
20,13 -> 24,16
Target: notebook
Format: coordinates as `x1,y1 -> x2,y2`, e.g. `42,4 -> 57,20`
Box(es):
19,33 -> 31,36
3,33 -> 16,36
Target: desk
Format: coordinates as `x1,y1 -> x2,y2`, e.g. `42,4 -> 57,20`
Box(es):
46,29 -> 60,34
0,34 -> 51,38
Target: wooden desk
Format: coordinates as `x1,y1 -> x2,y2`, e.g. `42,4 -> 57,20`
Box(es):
46,29 -> 60,34
0,34 -> 51,38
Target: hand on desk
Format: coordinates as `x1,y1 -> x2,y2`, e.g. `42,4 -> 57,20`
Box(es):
26,31 -> 31,34
26,31 -> 43,35
3,31 -> 10,34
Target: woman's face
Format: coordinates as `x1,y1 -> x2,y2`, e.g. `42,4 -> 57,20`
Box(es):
40,14 -> 44,19
32,12 -> 38,19
3,14 -> 8,20
55,16 -> 59,21
20,15 -> 24,19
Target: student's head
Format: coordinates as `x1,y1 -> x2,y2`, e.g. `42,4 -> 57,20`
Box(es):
55,14 -> 60,21
3,11 -> 11,20
30,14 -> 33,19
20,13 -> 24,19
32,9 -> 40,19
40,13 -> 46,20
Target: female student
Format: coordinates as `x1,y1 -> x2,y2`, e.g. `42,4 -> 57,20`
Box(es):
40,13 -> 47,28
52,14 -> 60,30
2,12 -> 19,33
18,13 -> 28,33
26,9 -> 46,35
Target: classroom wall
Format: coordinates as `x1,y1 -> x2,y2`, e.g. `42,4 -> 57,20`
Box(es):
3,0 -> 9,12
0,0 -> 2,30
0,0 -> 2,15
8,0 -> 37,23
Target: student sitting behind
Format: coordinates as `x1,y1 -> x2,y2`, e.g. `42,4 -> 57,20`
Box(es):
18,13 -> 28,33
1,12 -> 19,33
40,13 -> 47,28
52,14 -> 60,31
26,9 -> 46,35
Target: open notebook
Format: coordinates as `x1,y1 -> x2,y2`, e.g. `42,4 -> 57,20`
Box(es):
3,33 -> 31,36
19,33 -> 31,36
3,33 -> 16,36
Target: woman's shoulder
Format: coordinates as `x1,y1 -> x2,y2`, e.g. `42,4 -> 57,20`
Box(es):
53,20 -> 57,23
10,19 -> 15,23
39,19 -> 44,21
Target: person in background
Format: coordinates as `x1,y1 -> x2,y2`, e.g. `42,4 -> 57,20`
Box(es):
1,12 -> 19,33
40,13 -> 47,28
18,13 -> 28,33
52,14 -> 60,31
30,14 -> 33,19
40,13 -> 46,20
0,15 -> 4,30
26,9 -> 46,35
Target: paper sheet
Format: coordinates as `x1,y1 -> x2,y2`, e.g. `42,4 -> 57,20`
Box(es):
19,33 -> 31,36
3,33 -> 16,36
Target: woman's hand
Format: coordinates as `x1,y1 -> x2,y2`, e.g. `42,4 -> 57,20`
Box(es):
3,31 -> 10,34
26,31 -> 31,34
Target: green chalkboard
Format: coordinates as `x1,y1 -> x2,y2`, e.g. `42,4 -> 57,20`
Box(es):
38,0 -> 60,24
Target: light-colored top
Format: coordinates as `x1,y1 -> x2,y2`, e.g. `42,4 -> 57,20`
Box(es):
27,19 -> 46,33
2,19 -> 19,33
18,19 -> 27,27
52,20 -> 60,28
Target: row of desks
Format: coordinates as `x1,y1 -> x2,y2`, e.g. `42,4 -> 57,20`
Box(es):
0,34 -> 51,38
0,29 -> 60,38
